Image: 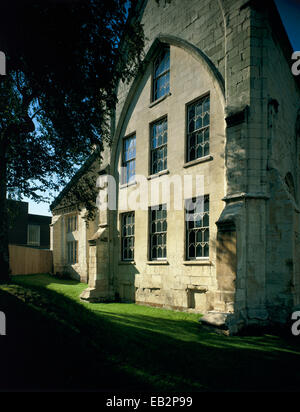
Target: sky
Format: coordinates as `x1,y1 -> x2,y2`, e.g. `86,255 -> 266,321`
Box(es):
24,0 -> 300,217
274,0 -> 300,51
23,192 -> 57,216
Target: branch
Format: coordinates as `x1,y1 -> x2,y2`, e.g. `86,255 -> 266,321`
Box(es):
30,108 -> 42,120
15,71 -> 22,94
15,71 -> 35,110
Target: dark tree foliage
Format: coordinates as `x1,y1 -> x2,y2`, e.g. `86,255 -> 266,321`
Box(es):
0,0 -> 144,282
51,151 -> 101,222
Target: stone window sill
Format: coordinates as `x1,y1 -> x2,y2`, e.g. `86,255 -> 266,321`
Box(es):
147,169 -> 170,180
119,181 -> 137,189
149,92 -> 172,108
183,260 -> 212,266
147,260 -> 169,265
183,155 -> 213,169
118,261 -> 136,265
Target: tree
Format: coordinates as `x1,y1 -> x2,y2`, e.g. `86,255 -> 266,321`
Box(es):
0,0 -> 144,282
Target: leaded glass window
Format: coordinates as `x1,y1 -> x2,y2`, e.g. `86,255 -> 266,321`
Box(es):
151,117 -> 168,174
121,212 -> 135,261
153,47 -> 170,101
150,205 -> 167,260
187,95 -> 210,162
67,240 -> 78,264
186,196 -> 209,260
67,215 -> 77,233
122,135 -> 136,185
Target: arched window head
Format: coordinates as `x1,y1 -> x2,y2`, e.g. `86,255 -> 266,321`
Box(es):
152,46 -> 170,101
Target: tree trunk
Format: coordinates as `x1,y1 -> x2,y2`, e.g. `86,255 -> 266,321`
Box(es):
0,143 -> 10,283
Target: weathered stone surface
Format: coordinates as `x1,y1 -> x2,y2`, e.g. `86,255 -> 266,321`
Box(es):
200,312 -> 228,327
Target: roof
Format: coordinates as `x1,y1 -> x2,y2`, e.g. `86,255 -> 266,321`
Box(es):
50,151 -> 100,211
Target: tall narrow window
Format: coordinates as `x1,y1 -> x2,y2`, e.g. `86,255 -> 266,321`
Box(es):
150,117 -> 168,175
121,212 -> 135,261
149,205 -> 167,260
153,47 -> 170,101
67,240 -> 78,264
122,134 -> 136,185
67,215 -> 77,233
187,95 -> 210,162
186,196 -> 209,260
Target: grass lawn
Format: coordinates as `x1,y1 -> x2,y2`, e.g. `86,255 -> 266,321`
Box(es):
0,273 -> 300,392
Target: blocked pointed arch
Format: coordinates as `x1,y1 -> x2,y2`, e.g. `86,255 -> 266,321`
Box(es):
111,34 -> 226,171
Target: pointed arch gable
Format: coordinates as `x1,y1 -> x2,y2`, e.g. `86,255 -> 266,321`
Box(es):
111,34 -> 226,171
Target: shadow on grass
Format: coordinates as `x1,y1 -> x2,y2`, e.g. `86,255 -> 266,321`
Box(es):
0,287 -> 158,392
11,273 -> 84,288
1,275 -> 300,392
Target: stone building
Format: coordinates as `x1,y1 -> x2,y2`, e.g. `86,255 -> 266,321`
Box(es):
51,0 -> 300,333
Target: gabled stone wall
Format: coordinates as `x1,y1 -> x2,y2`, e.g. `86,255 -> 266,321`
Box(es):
51,0 -> 300,334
